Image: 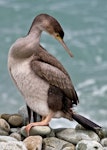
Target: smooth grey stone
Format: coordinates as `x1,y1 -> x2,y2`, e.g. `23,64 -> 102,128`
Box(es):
0,141 -> 27,150
100,128 -> 107,138
101,138 -> 107,147
76,124 -> 104,139
76,140 -> 103,150
62,143 -> 75,150
10,132 -> 22,141
0,136 -> 17,142
0,135 -> 26,150
21,125 -> 51,137
0,118 -> 10,132
75,124 -> 86,130
0,128 -> 9,136
56,128 -> 100,145
1,114 -> 11,121
10,127 -> 21,133
43,137 -> 75,150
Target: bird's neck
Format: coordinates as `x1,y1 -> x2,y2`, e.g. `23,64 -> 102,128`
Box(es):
9,27 -> 42,59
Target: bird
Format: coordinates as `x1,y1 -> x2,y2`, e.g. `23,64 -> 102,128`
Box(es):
8,13 -> 101,136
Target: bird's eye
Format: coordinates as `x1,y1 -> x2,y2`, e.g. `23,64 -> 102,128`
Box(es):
55,33 -> 60,37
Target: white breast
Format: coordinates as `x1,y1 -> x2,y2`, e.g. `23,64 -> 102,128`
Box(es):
10,59 -> 50,116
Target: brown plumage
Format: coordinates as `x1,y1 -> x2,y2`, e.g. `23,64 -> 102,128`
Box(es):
31,45 -> 78,106
8,14 -> 101,136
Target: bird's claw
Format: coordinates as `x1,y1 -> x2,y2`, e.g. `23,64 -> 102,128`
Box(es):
25,123 -> 35,136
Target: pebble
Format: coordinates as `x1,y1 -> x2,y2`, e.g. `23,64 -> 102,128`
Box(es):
0,141 -> 27,150
0,136 -> 17,142
0,118 -> 10,133
10,132 -> 22,141
23,136 -> 42,150
0,136 -> 27,150
62,143 -> 75,150
101,138 -> 107,147
0,128 -> 9,136
43,137 -> 75,150
10,127 -> 21,133
75,124 -> 86,130
21,125 -> 51,137
8,114 -> 23,127
76,140 -> 103,150
101,128 -> 107,138
56,128 -> 100,145
0,109 -> 107,150
75,124 -> 104,139
1,114 -> 11,121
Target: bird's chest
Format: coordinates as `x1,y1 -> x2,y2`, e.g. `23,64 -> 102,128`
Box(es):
10,60 -> 50,115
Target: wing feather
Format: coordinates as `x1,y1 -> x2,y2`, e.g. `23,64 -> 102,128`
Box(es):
38,45 -> 70,77
31,59 -> 79,105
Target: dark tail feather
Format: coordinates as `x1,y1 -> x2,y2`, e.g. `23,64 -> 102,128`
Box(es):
72,113 -> 102,132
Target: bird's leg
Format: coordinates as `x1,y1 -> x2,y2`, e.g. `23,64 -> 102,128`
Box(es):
41,116 -> 46,121
33,111 -> 37,122
27,105 -> 40,123
25,111 -> 55,136
26,105 -> 31,123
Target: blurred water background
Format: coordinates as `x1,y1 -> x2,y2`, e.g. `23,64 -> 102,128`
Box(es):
0,0 -> 107,128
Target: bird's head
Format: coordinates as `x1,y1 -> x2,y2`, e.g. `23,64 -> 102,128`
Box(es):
29,14 -> 73,57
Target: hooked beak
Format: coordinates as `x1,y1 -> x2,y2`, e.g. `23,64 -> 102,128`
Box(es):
56,36 -> 73,57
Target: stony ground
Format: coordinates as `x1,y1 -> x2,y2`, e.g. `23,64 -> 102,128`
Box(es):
0,106 -> 107,150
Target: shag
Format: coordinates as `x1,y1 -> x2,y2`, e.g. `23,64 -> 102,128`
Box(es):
8,14 -> 101,136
